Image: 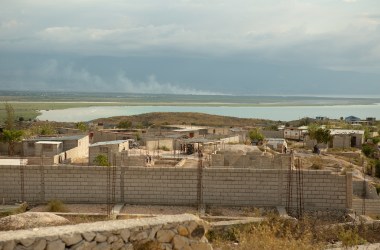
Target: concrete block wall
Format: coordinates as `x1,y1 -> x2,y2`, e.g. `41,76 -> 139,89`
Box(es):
353,180 -> 380,199
210,154 -> 291,170
0,165 -> 119,204
203,169 -> 281,206
145,139 -> 174,151
26,157 -> 56,166
116,154 -> 146,167
282,170 -> 347,210
121,168 -> 198,205
43,166 -> 118,203
352,199 -> 380,216
0,165 -> 350,211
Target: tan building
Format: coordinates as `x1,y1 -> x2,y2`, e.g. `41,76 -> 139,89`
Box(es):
284,126 -> 308,141
89,140 -> 129,165
22,135 -> 89,164
34,141 -> 63,157
265,138 -> 288,153
330,129 -> 365,149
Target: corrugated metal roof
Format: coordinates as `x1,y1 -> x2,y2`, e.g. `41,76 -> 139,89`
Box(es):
330,129 -> 365,135
35,141 -> 62,144
25,135 -> 88,142
89,140 -> 129,147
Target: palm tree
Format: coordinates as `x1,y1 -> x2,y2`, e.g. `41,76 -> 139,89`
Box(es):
1,129 -> 24,156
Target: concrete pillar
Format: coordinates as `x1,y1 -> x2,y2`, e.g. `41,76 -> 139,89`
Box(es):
346,172 -> 353,209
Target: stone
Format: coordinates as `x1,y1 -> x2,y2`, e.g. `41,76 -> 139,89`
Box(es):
120,243 -> 134,250
186,221 -> 198,235
31,239 -> 47,250
190,226 -> 205,240
60,233 -> 83,246
82,232 -> 96,241
0,243 -> 3,250
14,245 -> 28,250
46,236 -> 59,241
161,243 -> 173,250
93,242 -> 111,250
149,225 -> 162,239
172,235 -> 189,250
19,238 -> 35,247
156,230 -> 176,243
107,235 -> 119,244
120,229 -> 131,242
46,240 -> 65,250
190,242 -> 213,250
111,239 -> 124,250
3,241 -> 16,250
0,212 -> 70,230
177,225 -> 189,236
182,246 -> 192,250
95,233 -> 108,243
70,240 -> 97,250
130,231 -> 148,242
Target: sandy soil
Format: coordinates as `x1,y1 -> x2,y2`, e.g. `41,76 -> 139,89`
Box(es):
28,204 -> 108,214
121,205 -> 197,215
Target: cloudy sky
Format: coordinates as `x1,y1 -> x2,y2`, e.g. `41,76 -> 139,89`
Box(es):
0,0 -> 380,95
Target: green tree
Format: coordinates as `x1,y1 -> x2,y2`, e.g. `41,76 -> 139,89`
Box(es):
4,102 -> 15,130
1,129 -> 24,156
29,123 -> 57,136
94,154 -> 110,166
75,122 -> 88,132
308,126 -> 332,144
118,120 -> 132,129
249,128 -> 264,142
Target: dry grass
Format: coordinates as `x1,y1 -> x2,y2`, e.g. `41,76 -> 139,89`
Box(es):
209,215 -> 380,250
47,200 -> 69,213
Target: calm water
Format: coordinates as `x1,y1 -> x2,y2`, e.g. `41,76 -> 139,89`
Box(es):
37,104 -> 380,122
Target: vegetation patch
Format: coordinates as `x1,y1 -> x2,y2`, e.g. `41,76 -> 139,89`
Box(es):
47,200 -> 69,213
208,215 -> 380,250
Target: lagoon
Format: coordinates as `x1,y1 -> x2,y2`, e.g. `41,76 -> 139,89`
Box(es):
37,103 -> 380,122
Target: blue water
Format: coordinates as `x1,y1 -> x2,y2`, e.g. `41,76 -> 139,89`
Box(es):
37,104 -> 380,122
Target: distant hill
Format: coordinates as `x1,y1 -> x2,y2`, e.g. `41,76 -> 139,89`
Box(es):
93,112 -> 271,127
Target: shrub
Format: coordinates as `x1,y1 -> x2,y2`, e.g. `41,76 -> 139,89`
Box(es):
94,154 -> 110,166
362,144 -> 375,157
375,161 -> 380,178
310,163 -> 323,170
338,228 -> 366,247
375,184 -> 380,195
249,128 -> 264,142
159,146 -> 170,151
118,120 -> 132,129
47,200 -> 68,212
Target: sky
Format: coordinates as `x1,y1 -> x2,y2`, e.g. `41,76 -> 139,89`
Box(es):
0,0 -> 380,95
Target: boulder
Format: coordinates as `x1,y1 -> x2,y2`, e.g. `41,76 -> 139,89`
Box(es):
0,212 -> 70,231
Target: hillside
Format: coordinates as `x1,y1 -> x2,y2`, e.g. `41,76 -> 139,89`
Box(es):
93,112 -> 271,127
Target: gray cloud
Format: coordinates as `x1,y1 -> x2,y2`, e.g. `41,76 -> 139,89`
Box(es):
0,0 -> 380,94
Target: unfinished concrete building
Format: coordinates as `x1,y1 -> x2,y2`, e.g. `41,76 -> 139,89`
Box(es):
21,135 -> 89,164
92,129 -> 146,143
89,140 -> 129,165
330,129 -> 365,149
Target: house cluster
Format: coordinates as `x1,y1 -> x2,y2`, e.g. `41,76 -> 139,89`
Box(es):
260,115 -> 376,151
0,124 -> 248,166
